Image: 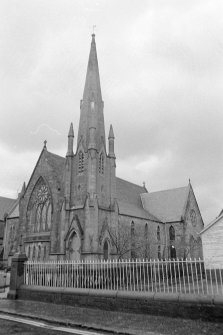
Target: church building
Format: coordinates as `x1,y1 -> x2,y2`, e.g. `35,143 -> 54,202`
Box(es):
13,35 -> 203,262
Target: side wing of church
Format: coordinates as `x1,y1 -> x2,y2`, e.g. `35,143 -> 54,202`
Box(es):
14,35 -> 204,262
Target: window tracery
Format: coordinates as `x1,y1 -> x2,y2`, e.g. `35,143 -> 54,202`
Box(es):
27,177 -> 52,233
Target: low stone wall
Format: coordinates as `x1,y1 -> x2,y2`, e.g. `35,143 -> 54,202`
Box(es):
17,285 -> 223,322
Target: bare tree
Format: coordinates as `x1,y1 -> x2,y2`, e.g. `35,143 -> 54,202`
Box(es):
107,224 -> 146,260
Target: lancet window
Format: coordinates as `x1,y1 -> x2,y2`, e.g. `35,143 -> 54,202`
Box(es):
169,226 -> 175,241
130,221 -> 136,259
27,177 -> 52,233
144,223 -> 149,258
99,152 -> 104,174
33,246 -> 36,260
157,226 -> 160,241
158,245 -> 161,260
78,151 -> 84,173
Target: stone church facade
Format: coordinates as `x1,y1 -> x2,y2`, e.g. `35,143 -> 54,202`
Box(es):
14,35 -> 203,262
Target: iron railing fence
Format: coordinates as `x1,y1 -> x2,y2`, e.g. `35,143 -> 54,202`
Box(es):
24,258 -> 223,296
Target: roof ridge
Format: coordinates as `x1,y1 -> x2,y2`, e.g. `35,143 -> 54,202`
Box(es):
148,185 -> 188,195
116,176 -> 145,189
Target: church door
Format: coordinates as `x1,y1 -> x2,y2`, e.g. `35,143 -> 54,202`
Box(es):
170,245 -> 176,259
68,231 -> 81,261
103,240 -> 109,260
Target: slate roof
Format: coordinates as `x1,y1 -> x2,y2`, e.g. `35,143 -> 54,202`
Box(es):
37,152 -> 187,224
0,197 -> 16,221
7,199 -> 19,218
46,151 -> 66,181
116,177 -> 146,206
116,177 -> 159,221
141,186 -> 189,223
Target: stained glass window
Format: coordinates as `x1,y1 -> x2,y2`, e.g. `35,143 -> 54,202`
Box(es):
41,203 -> 47,231
36,205 -> 42,232
27,177 -> 52,233
46,203 -> 52,230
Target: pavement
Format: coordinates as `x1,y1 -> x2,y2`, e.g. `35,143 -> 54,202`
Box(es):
0,289 -> 223,335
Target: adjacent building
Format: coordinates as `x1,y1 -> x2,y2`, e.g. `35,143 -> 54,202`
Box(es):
0,196 -> 16,265
200,211 -> 223,269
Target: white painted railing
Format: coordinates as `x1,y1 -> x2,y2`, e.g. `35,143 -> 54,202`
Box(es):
24,258 -> 223,296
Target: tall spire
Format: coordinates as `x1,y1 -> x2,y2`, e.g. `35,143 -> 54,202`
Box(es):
83,34 -> 102,102
77,34 -> 106,151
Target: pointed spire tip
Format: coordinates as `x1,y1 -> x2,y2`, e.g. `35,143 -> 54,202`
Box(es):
108,124 -> 115,139
68,122 -> 74,137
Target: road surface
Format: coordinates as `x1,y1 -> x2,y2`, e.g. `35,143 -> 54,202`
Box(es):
0,314 -> 111,335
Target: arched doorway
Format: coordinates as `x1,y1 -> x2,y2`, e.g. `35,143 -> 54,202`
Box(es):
67,231 -> 81,261
103,240 -> 109,260
170,245 -> 176,259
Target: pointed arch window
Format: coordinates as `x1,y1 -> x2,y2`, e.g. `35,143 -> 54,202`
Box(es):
78,151 -> 84,173
36,204 -> 42,232
144,223 -> 149,258
43,245 -> 47,260
158,245 -> 161,260
99,152 -> 105,174
46,203 -> 52,230
169,226 -> 175,241
27,177 -> 52,233
37,245 -> 41,261
130,221 -> 136,259
33,246 -> 36,260
157,226 -> 160,241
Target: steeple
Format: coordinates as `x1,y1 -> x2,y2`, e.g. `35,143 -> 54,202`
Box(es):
83,34 -> 102,102
77,34 -> 106,151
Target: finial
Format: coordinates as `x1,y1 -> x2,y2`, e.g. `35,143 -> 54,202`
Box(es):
68,123 -> 74,137
108,124 -> 114,139
44,140 -> 47,149
143,181 -> 146,188
189,178 -> 191,184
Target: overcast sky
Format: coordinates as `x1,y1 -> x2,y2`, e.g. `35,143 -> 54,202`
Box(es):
1,0 -> 223,224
